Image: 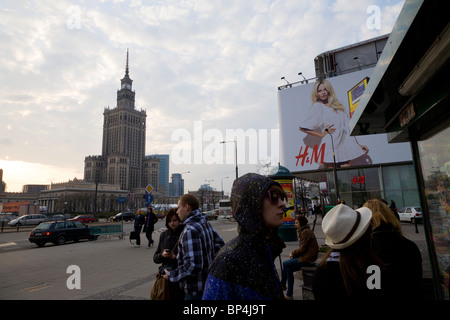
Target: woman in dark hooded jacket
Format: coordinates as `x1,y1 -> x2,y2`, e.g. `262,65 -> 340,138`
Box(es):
153,208 -> 185,300
202,173 -> 287,300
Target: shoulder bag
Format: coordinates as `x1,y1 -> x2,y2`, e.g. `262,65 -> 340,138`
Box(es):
150,237 -> 180,300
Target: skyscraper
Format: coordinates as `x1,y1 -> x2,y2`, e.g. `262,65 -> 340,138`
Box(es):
151,154 -> 169,195
84,50 -> 158,191
169,173 -> 184,197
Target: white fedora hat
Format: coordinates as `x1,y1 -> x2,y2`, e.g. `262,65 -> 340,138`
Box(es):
322,204 -> 372,249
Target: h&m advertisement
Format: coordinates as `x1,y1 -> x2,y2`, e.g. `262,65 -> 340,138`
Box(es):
278,68 -> 413,172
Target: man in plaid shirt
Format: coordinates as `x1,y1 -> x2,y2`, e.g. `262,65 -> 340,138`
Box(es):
164,194 -> 224,300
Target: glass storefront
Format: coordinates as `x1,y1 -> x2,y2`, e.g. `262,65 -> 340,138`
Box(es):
417,126 -> 450,299
316,164 -> 420,209
295,163 -> 420,211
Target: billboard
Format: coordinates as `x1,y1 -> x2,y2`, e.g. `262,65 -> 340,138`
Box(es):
278,68 -> 413,173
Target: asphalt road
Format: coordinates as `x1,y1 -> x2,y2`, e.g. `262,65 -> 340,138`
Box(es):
0,218 -> 238,300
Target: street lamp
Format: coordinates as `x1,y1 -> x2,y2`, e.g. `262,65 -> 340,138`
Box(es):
220,139 -> 238,180
221,176 -> 229,199
204,180 -> 214,210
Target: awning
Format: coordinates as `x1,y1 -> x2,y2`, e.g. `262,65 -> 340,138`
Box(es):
349,0 -> 450,142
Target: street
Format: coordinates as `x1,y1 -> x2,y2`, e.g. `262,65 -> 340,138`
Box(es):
0,218 -> 238,300
0,217 -> 431,300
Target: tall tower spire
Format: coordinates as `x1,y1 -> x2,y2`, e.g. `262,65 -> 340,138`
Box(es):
118,48 -> 135,109
125,48 -> 129,76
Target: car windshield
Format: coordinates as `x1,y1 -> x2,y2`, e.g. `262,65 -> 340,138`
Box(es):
34,222 -> 53,230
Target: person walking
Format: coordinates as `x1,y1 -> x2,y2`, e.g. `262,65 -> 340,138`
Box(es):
202,173 -> 287,300
133,210 -> 146,248
153,208 -> 185,300
389,200 -> 400,220
144,207 -> 158,248
281,215 -> 318,300
163,194 -> 224,300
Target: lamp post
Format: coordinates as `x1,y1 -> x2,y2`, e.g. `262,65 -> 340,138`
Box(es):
221,176 -> 229,199
220,139 -> 238,180
204,179 -> 214,210
325,128 -> 340,203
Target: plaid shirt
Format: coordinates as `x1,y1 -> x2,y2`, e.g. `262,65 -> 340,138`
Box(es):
169,209 -> 224,296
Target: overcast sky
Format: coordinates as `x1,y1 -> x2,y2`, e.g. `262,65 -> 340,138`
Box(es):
0,0 -> 404,194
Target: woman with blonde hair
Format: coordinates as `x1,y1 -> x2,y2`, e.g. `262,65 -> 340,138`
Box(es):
363,199 -> 423,298
299,79 -> 369,168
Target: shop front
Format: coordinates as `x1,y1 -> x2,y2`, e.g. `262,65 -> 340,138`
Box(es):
349,0 -> 450,299
295,163 -> 420,210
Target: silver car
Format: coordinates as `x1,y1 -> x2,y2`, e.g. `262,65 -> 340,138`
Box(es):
7,214 -> 48,226
398,207 -> 422,222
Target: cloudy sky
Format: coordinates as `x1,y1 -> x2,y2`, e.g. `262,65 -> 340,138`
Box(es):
0,0 -> 404,194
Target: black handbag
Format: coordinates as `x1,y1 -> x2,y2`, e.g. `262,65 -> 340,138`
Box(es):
129,231 -> 137,240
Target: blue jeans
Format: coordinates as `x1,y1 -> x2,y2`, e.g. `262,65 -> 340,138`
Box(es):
281,258 -> 314,297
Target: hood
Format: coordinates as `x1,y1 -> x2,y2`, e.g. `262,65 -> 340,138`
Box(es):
231,173 -> 282,236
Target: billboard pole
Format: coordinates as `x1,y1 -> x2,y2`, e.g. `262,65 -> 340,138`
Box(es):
325,128 -> 340,203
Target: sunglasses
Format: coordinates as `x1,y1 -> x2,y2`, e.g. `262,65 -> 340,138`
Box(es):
266,189 -> 287,204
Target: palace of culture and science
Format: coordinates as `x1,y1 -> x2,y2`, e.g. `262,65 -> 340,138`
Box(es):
83,50 -> 160,193
1,51 -> 183,213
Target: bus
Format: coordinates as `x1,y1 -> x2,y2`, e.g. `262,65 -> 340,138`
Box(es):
219,199 -> 232,217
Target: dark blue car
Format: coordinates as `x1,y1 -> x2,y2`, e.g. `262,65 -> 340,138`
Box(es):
29,220 -> 92,247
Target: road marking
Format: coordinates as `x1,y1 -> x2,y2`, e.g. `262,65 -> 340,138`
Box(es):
22,283 -> 51,293
0,242 -> 17,248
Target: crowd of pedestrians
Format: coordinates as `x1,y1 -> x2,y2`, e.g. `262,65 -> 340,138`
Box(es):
138,172 -> 422,301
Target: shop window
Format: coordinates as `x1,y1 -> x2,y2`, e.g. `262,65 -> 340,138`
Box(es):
418,126 -> 450,299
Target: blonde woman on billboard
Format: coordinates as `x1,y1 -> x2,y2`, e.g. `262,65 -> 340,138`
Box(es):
299,79 -> 370,168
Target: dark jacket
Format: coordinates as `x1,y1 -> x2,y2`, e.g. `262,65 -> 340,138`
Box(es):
134,214 -> 145,229
371,224 -> 423,298
312,252 -> 388,300
143,212 -> 158,233
153,224 -> 184,272
203,173 -> 286,300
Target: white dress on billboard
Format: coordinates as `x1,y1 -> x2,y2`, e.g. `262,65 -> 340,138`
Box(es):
300,102 -> 365,164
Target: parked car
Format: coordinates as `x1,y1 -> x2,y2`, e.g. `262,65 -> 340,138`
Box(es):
205,211 -> 218,220
112,211 -> 135,222
398,206 -> 423,222
29,220 -> 92,247
70,215 -> 95,223
155,212 -> 165,220
8,214 -> 48,226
